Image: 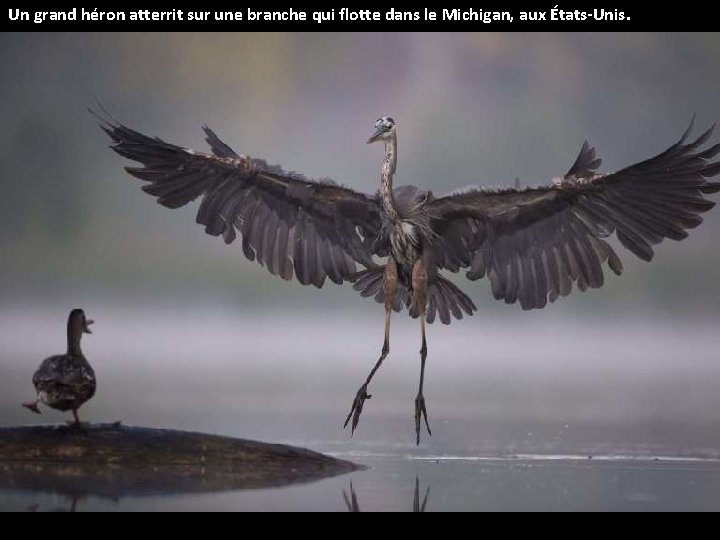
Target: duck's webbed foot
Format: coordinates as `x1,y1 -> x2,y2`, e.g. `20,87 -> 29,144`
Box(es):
414,393 -> 432,446
22,402 -> 41,415
344,384 -> 372,436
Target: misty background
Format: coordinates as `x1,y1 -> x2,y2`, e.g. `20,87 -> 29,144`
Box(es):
1,33 -> 719,458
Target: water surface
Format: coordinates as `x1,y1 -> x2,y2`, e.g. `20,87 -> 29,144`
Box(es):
2,304 -> 720,511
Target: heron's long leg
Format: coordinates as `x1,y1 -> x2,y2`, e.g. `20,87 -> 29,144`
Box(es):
413,260 -> 432,445
344,261 -> 398,435
415,315 -> 432,443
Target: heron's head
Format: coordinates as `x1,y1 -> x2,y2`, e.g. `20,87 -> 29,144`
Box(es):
70,309 -> 95,335
367,117 -> 396,144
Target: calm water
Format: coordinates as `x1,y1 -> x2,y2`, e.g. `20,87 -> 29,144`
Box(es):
3,455 -> 720,512
2,303 -> 720,511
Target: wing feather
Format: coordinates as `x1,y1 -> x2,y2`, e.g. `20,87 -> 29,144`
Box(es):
429,123 -> 720,309
98,115 -> 382,287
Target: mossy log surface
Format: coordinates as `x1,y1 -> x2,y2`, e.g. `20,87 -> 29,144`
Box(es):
0,424 -> 361,496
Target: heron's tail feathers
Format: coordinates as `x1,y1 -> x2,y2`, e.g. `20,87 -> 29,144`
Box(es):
349,266 -> 408,314
417,275 -> 478,325
350,266 -> 477,325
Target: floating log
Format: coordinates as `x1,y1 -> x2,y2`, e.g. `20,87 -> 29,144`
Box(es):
0,424 -> 361,496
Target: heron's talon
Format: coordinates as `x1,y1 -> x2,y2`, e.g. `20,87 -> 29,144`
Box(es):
344,384 -> 372,435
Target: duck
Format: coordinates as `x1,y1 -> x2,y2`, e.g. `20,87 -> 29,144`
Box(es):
23,309 -> 97,425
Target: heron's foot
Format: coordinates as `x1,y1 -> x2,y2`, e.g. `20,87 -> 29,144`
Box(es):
344,384 -> 372,436
22,402 -> 41,415
414,394 -> 432,446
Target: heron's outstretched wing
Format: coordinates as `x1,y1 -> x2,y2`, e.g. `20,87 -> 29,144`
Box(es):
97,115 -> 382,288
429,123 -> 720,310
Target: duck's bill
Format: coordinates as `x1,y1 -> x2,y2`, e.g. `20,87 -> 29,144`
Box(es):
84,319 -> 95,334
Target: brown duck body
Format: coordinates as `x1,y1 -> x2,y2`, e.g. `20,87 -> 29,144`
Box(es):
24,309 -> 96,424
33,354 -> 96,413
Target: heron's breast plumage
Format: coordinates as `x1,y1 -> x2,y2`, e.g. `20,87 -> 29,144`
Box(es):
390,221 -> 421,269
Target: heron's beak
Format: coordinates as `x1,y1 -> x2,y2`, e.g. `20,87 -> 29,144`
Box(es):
367,128 -> 385,144
84,319 -> 95,334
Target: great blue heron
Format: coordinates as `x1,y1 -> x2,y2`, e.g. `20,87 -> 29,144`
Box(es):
97,112 -> 719,444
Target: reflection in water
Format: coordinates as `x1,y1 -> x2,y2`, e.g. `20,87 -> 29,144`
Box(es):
4,456 -> 720,511
343,483 -> 360,512
0,460 -> 353,505
413,478 -> 431,513
343,478 -> 431,513
26,496 -> 80,513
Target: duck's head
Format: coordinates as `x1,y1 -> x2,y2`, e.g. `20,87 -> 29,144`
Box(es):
69,309 -> 94,334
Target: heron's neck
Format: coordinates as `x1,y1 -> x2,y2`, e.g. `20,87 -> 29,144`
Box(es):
381,134 -> 400,222
67,319 -> 83,356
